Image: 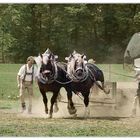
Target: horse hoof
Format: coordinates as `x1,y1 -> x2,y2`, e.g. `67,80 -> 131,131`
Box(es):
84,108 -> 90,118
105,89 -> 110,94
54,107 -> 59,113
84,112 -> 90,119
72,114 -> 77,118
45,110 -> 48,114
69,108 -> 77,115
49,114 -> 53,118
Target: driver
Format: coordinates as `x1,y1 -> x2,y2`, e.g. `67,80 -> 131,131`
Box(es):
131,67 -> 140,116
17,56 -> 38,114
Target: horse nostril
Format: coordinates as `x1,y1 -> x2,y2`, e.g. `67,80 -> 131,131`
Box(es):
78,72 -> 82,76
76,69 -> 83,76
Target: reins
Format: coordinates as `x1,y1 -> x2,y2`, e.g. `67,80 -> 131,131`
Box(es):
55,64 -> 73,85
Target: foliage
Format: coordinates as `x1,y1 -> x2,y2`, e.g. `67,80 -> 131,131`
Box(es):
0,4 -> 140,63
0,64 -> 41,99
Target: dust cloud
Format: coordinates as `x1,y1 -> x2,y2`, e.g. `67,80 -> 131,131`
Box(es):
17,82 -> 140,119
88,82 -> 138,118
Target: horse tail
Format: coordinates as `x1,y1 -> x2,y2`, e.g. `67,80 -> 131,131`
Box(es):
87,63 -> 110,94
96,69 -> 104,83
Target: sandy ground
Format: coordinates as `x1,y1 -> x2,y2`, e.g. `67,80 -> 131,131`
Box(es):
15,82 -> 140,119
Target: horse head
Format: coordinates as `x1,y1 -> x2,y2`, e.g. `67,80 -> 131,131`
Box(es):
65,51 -> 87,81
35,48 -> 58,83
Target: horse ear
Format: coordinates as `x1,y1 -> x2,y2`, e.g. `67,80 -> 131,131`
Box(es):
40,53 -> 43,59
81,54 -> 84,58
65,57 -> 69,61
65,54 -> 74,61
70,54 -> 74,58
44,48 -> 51,54
73,50 -> 77,55
54,55 -> 58,60
50,54 -> 57,60
39,54 -> 43,64
48,53 -> 52,59
81,54 -> 86,59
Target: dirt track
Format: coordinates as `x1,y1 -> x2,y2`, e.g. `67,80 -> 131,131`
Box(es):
1,82 -> 140,136
0,81 -> 139,120
13,82 -> 139,118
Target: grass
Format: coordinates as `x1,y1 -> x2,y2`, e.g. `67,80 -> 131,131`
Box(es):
0,63 -> 134,99
97,64 -> 135,82
0,64 -> 41,99
0,63 -> 138,136
1,109 -> 140,136
0,100 -> 18,110
0,63 -> 135,107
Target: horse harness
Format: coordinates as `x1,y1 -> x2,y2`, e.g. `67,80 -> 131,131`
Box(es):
69,66 -> 89,82
38,62 -> 73,85
22,64 -> 34,84
69,64 -> 105,91
38,62 -> 58,84
38,62 -> 100,86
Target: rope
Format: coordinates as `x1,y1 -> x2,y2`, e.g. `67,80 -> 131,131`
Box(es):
59,100 -> 83,106
39,61 -> 73,85
75,92 -> 84,100
55,79 -> 73,85
59,97 -> 116,106
54,63 -> 73,85
56,62 -> 89,84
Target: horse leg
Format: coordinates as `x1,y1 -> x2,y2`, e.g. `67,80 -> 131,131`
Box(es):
49,92 -> 58,118
95,80 -> 110,94
66,90 -> 77,115
82,92 -> 90,118
53,91 -> 62,113
40,90 -> 48,114
101,82 -> 110,94
96,70 -> 110,94
54,100 -> 59,113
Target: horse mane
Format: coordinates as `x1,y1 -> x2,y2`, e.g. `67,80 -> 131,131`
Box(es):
57,62 -> 67,71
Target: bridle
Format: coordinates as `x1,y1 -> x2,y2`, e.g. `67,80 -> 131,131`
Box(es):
38,56 -> 58,84
67,57 -> 89,82
38,56 -> 73,85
